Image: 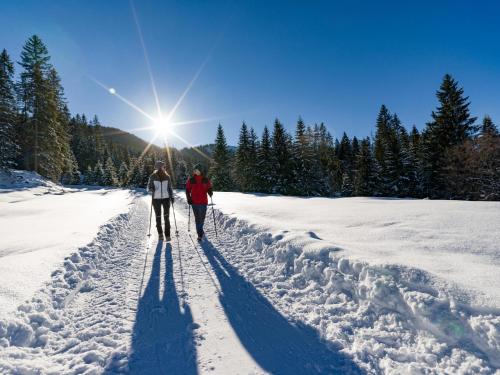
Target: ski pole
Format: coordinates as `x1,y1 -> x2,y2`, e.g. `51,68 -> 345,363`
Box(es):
147,194 -> 153,237
210,196 -> 218,239
171,199 -> 179,236
188,204 -> 191,232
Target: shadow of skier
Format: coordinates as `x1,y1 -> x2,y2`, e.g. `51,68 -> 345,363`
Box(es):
126,242 -> 198,374
200,240 -> 364,375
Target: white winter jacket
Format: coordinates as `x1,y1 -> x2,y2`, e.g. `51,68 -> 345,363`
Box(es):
148,172 -> 173,200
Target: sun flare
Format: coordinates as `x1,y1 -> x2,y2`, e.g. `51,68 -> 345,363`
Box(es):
153,116 -> 171,135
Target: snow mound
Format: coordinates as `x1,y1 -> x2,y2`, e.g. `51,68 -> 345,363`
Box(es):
0,169 -> 63,193
0,211 -> 135,374
209,205 -> 500,374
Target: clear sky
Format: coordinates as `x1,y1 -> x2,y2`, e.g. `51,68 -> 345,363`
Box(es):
1,0 -> 499,148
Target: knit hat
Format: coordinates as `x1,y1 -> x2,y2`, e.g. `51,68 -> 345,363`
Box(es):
155,160 -> 165,169
193,163 -> 204,174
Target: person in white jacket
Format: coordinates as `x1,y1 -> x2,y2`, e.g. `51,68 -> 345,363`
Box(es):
147,161 -> 174,241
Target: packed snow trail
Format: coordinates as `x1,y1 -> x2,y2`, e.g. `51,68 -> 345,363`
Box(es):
127,201 -> 361,374
0,195 -> 361,374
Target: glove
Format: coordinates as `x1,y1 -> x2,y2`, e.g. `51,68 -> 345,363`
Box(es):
208,188 -> 213,197
170,197 -> 175,204
187,197 -> 193,205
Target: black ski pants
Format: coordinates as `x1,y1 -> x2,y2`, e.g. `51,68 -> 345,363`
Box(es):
152,198 -> 171,236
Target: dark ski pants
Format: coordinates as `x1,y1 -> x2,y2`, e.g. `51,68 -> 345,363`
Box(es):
153,198 -> 171,236
191,204 -> 207,238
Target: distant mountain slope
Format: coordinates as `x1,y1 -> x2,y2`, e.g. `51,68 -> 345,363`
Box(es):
99,126 -> 163,155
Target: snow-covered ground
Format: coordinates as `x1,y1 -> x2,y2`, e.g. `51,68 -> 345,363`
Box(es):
0,171 -> 134,315
211,193 -> 500,309
0,173 -> 499,374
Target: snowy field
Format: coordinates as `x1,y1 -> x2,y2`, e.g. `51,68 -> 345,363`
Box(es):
0,172 -> 499,374
210,193 -> 500,309
0,171 -> 134,315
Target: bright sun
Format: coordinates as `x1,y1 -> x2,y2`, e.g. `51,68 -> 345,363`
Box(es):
153,116 -> 171,135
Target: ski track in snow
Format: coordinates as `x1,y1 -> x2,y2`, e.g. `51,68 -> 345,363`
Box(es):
0,194 -> 499,374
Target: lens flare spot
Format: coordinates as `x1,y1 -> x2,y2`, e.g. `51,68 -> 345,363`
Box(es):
109,87 -> 116,95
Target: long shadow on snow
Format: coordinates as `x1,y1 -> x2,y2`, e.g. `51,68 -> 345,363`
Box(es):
200,240 -> 364,375
126,242 -> 198,374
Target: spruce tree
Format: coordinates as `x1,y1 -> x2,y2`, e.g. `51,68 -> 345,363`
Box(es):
49,69 -> 75,181
384,113 -> 405,196
341,172 -> 354,197
481,115 -> 499,137
354,138 -> 377,196
337,132 -> 352,165
336,132 -> 353,193
61,150 -> 80,184
17,35 -> 70,181
210,124 -> 234,191
83,165 -> 95,185
93,160 -> 105,185
256,125 -> 273,193
103,157 -> 117,186
292,117 -> 319,195
0,49 -> 19,170
118,161 -> 129,187
175,159 -> 189,188
316,123 -> 335,195
128,158 -> 144,187
373,105 -> 395,195
247,127 -> 259,191
422,74 -> 477,197
234,122 -> 251,191
271,119 -> 293,194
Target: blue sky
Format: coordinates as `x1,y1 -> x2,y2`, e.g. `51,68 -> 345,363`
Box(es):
1,0 -> 499,148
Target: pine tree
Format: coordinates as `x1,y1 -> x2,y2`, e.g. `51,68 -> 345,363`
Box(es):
210,124 -> 234,191
49,69 -> 75,182
175,159 -> 189,188
385,113 -> 405,196
422,74 -> 477,197
316,123 -> 335,195
374,104 -> 392,168
337,132 -> 352,166
83,165 -> 95,185
102,157 -> 117,186
0,49 -> 19,170
118,161 -> 129,187
247,127 -> 259,191
292,117 -> 319,195
354,138 -> 377,196
256,125 -> 273,193
341,172 -> 353,197
271,119 -> 293,194
17,35 -> 70,181
233,122 -> 251,191
61,150 -> 80,184
128,158 -> 143,187
373,105 -> 396,195
93,160 -> 104,185
480,115 -> 499,137
351,136 -> 360,166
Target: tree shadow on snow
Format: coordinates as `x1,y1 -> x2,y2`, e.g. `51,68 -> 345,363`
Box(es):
200,240 -> 364,375
123,242 -> 198,374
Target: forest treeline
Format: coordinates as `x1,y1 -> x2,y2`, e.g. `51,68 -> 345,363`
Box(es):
0,35 -> 202,188
209,78 -> 499,200
1,36 -> 499,200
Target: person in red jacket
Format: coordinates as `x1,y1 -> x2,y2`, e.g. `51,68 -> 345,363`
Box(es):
186,163 -> 213,241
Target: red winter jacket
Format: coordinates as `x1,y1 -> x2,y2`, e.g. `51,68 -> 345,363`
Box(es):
186,175 -> 213,205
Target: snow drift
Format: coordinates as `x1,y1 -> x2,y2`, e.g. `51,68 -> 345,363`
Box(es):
0,209 -> 142,374
203,199 -> 500,374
